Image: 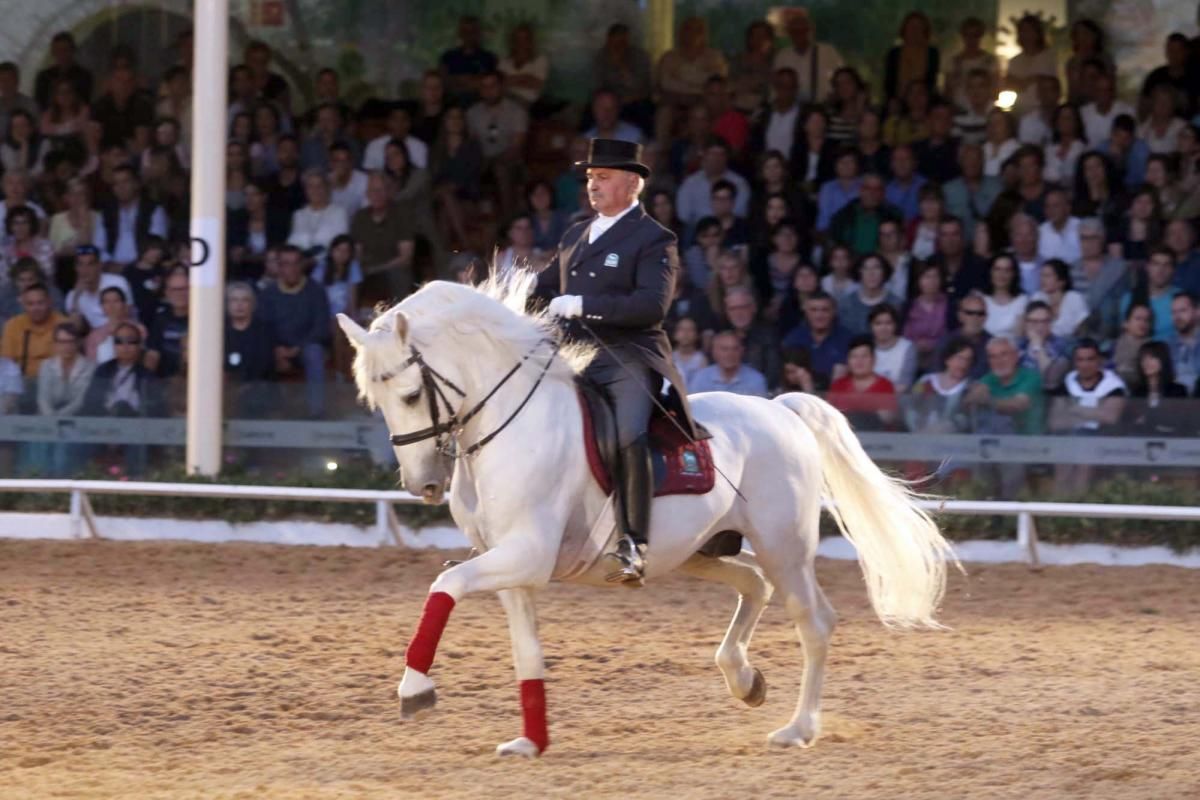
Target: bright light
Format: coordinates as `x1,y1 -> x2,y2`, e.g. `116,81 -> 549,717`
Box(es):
996,90 -> 1017,111
325,461 -> 339,472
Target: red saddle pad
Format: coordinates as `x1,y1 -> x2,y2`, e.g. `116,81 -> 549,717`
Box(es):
578,391 -> 715,497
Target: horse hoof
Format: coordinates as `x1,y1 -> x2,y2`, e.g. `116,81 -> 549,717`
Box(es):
399,688 -> 437,720
767,723 -> 817,749
495,736 -> 541,758
742,668 -> 767,708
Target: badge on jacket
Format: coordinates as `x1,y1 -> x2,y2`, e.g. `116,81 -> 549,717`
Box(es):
604,253 -> 619,268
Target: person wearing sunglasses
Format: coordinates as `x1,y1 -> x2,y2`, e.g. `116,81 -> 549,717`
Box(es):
81,321 -> 165,420
935,290 -> 992,380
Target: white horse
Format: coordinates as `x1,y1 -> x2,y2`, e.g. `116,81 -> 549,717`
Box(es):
337,273 -> 955,758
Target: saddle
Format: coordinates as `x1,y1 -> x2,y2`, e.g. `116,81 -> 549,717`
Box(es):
574,378 -> 741,560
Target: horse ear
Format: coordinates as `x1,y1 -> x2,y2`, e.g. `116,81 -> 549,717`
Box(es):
337,313 -> 368,347
394,311 -> 408,342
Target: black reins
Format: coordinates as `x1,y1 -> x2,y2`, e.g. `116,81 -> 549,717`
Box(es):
379,337 -> 559,458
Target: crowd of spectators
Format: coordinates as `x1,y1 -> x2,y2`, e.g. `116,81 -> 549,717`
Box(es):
0,10 -> 1199,482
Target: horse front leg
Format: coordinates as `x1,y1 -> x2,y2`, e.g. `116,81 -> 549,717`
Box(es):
396,537 -> 554,726
494,588 -> 548,757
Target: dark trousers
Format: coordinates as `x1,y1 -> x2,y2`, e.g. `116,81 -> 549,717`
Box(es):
584,349 -> 656,448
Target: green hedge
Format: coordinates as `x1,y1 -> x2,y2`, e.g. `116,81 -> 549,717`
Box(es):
2,468 -> 1196,553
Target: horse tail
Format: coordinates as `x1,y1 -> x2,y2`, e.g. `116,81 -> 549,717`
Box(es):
774,392 -> 957,629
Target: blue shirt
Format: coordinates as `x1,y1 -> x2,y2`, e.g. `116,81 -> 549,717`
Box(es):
816,178 -> 861,232
688,363 -> 768,397
1173,251 -> 1200,297
780,324 -> 853,383
1120,287 -> 1180,342
1098,138 -> 1150,190
885,174 -> 928,222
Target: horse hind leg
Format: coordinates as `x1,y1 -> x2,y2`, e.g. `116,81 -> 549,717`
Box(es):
763,559 -> 836,748
679,551 -> 773,706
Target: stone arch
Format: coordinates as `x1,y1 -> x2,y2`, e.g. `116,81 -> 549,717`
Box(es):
16,1 -> 252,89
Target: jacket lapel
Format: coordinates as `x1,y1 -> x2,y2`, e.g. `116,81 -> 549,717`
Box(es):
575,205 -> 644,267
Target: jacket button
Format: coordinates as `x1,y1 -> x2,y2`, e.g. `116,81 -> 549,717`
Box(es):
570,270 -> 577,276
588,271 -> 596,277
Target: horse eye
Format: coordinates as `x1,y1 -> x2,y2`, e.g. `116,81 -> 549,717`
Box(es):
403,389 -> 421,406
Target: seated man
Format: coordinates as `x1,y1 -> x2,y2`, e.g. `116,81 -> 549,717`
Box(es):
780,290 -> 852,389
964,335 -> 1043,497
258,245 -> 331,418
65,245 -> 134,331
1047,338 -> 1127,494
1,282 -> 66,380
723,287 -> 779,389
828,173 -> 902,255
688,330 -> 768,397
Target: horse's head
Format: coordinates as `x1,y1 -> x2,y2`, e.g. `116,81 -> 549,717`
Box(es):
338,310 -> 453,504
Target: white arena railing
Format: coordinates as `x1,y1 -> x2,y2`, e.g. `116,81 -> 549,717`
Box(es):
2,479 -> 1200,566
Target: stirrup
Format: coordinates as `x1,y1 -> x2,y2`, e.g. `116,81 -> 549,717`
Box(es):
443,548 -> 478,568
604,535 -> 646,587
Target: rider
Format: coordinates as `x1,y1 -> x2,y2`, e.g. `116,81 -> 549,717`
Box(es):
539,138 -> 701,584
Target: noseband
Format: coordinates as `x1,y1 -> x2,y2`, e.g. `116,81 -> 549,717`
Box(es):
378,338 -> 559,458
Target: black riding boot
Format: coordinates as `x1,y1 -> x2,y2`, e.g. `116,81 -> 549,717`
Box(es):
606,434 -> 652,586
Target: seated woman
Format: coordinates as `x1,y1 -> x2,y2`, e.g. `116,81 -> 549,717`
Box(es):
775,262 -> 820,337
1110,301 -> 1153,387
1125,339 -> 1190,436
670,316 -> 708,388
311,234 -> 363,380
750,218 -> 805,320
778,347 -> 816,395
1032,258 -> 1089,339
902,261 -> 949,373
495,214 -> 548,276
982,253 -> 1028,337
526,180 -> 568,252
819,243 -> 859,301
839,253 -> 902,336
827,335 -> 898,431
84,286 -> 146,365
905,336 -> 975,433
34,322 -> 95,476
869,303 -> 917,392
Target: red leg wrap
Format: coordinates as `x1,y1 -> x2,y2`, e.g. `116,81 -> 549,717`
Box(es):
520,679 -> 549,754
405,592 -> 456,674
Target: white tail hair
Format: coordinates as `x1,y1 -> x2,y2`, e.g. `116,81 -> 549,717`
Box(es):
775,392 -> 958,628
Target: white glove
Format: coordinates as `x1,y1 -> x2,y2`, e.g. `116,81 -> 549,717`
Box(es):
547,295 -> 583,319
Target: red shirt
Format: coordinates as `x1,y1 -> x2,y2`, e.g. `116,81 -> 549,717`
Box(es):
713,110 -> 750,152
828,374 -> 898,415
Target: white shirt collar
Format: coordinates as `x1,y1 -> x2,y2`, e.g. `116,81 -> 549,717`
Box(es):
588,199 -> 639,243
597,198 -> 639,226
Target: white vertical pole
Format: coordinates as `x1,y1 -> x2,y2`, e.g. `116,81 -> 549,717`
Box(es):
186,0 -> 229,476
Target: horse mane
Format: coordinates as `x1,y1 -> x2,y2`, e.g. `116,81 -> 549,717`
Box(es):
352,269 -> 594,409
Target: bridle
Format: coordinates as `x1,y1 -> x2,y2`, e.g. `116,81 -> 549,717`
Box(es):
376,337 -> 559,458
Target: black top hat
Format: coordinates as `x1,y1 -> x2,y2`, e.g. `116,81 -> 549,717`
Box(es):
574,138 -> 650,178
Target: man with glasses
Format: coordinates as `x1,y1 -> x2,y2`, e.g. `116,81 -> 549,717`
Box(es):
965,335 -> 1044,496
1072,218 -> 1128,344
938,292 -> 991,379
1018,300 -> 1070,392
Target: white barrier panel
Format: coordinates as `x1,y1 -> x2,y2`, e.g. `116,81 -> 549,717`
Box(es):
1,479 -> 1198,565
3,419 -> 1200,465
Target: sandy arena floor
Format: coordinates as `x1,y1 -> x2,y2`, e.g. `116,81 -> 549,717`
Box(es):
1,539 -> 1198,799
